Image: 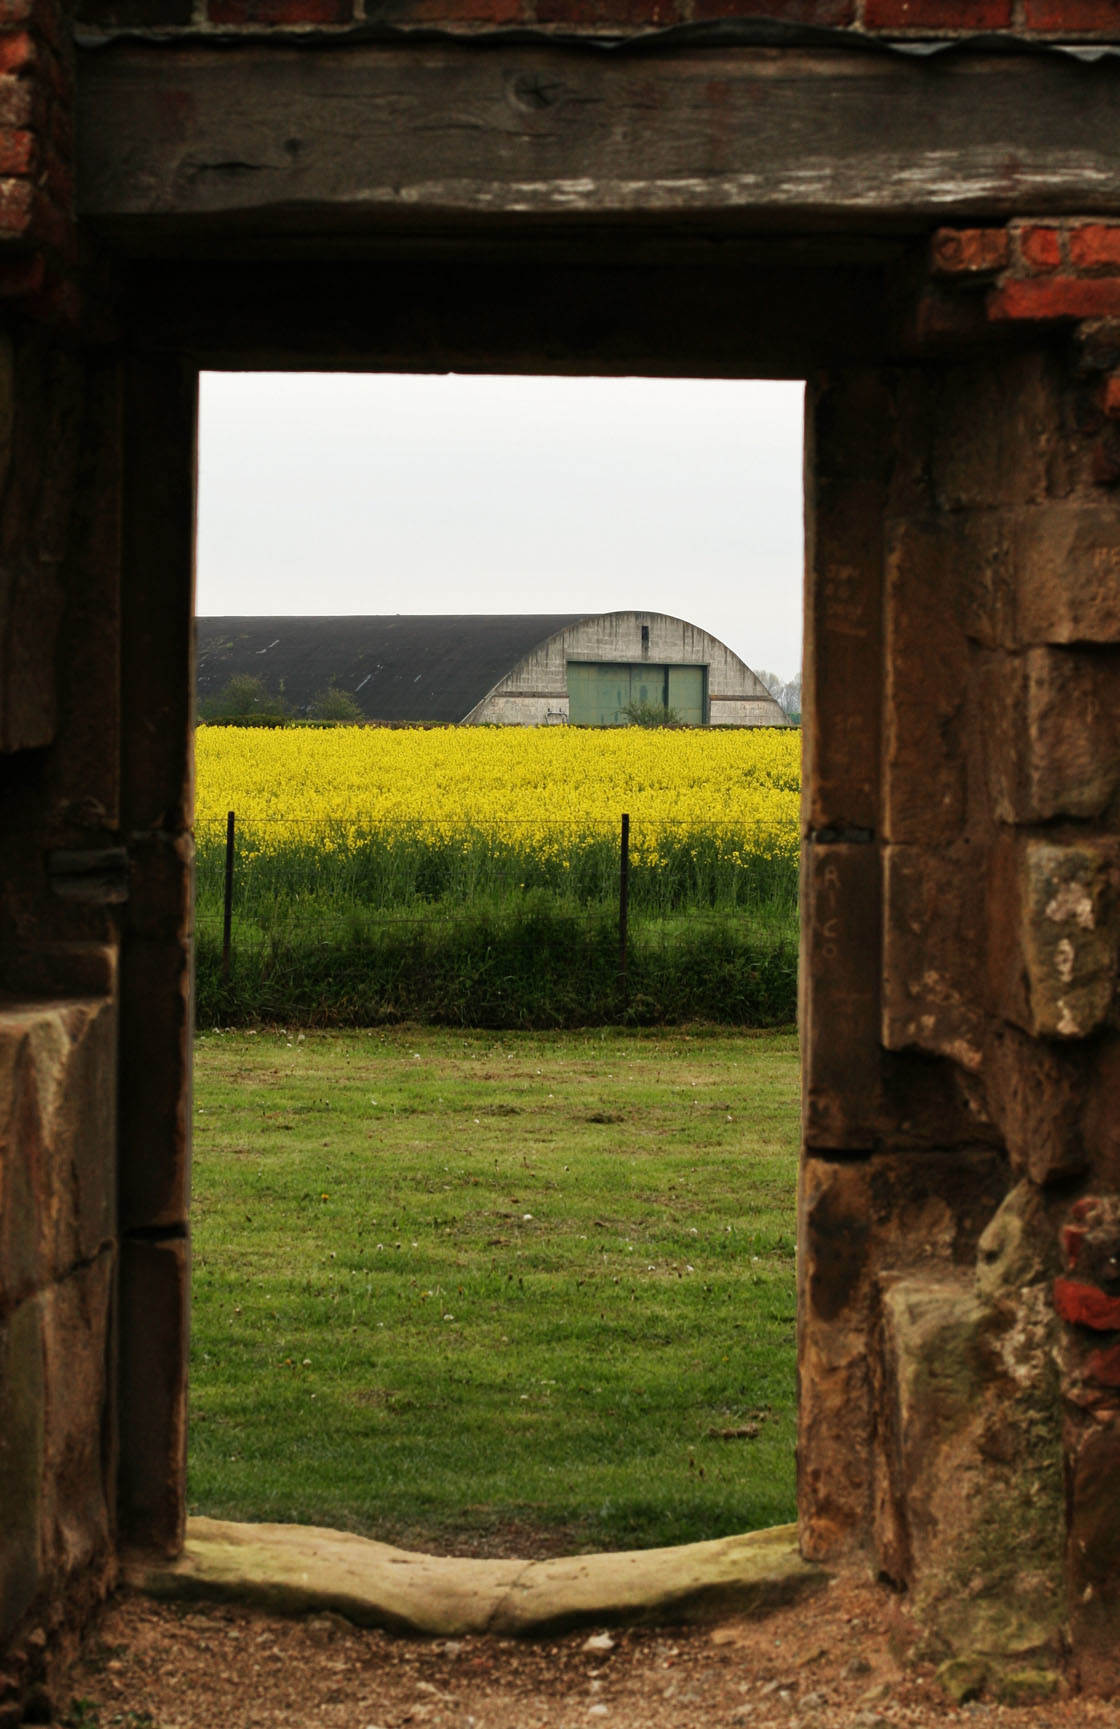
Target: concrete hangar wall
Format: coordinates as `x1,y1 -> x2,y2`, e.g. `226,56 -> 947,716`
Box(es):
467,612 -> 788,727
195,612 -> 790,727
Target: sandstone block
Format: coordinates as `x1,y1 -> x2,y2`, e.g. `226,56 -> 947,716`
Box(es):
800,1158 -> 872,1329
118,1233 -> 189,1554
936,1656 -> 989,1706
876,1048 -> 1001,1154
0,342 -> 85,753
1017,840 -> 1118,1040
801,841 -> 880,1151
879,507 -> 1019,650
882,844 -> 987,1072
0,551 -> 62,751
975,1180 -> 1058,1304
869,1147 -> 1009,1275
799,1148 -> 1007,1568
0,782 -> 123,1002
883,518 -> 970,845
1083,1036 -> 1120,1189
0,330 -> 13,497
120,355 -> 196,835
118,935 -> 191,1231
0,997 -> 116,1307
883,368 -> 935,518
981,646 -> 1120,824
126,830 -> 193,944
981,1022 -> 1087,1184
878,1275 -> 989,1563
44,1001 -> 116,1271
0,1297 -> 43,1644
8,942 -> 118,1001
39,1253 -> 114,1586
797,1158 -> 874,1561
928,353 -> 1072,513
878,1260 -> 1063,1664
0,1017 -> 40,1305
1066,1417 -> 1120,1693
928,510 -> 1015,650
1014,501 -> 1120,645
802,372 -> 887,834
43,355 -> 124,833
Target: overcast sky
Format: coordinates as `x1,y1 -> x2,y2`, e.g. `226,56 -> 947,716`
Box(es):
197,373 -> 805,683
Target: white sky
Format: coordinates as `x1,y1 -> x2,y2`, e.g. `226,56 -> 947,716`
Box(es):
197,373 -> 805,684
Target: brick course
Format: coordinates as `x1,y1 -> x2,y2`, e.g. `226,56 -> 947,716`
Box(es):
864,0 -> 1011,25
208,0 -> 353,22
928,221 -> 1120,331
1024,0 -> 1120,26
57,0 -> 1120,39
692,0 -> 853,20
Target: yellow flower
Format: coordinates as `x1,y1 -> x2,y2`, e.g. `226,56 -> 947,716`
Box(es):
194,724 -> 800,867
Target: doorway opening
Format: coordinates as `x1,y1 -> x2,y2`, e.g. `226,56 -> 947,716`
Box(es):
187,370 -> 806,1557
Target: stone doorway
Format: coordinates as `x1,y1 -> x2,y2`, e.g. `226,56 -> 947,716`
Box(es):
183,365 -> 804,1556
114,313 -> 1118,1665
5,31 -> 1120,1693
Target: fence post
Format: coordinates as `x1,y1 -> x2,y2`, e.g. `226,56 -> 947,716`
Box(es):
619,811 -> 630,1004
221,809 -> 235,981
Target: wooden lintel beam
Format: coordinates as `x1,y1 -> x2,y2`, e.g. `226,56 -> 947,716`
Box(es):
77,40 -> 1120,239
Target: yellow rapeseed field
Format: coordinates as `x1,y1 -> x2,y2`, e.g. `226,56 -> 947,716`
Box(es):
194,724 -> 800,862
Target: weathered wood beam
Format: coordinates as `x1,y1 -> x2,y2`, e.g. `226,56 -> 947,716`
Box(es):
77,40 -> 1120,241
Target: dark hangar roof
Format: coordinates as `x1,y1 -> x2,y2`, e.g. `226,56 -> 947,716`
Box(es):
196,615 -> 588,724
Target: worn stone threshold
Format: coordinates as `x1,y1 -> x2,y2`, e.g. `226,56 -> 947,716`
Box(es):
126,1517 -> 825,1637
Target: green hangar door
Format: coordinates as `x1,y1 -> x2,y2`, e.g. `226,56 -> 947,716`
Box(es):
567,662 -> 707,725
666,666 -> 707,725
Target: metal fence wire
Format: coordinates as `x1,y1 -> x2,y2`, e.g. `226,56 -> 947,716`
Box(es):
195,810 -> 798,940
192,809 -> 799,1026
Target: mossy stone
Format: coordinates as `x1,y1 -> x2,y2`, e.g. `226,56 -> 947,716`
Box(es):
992,1667 -> 1062,1705
935,1655 -> 989,1704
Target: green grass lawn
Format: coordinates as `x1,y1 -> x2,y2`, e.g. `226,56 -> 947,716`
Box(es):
189,1025 -> 800,1556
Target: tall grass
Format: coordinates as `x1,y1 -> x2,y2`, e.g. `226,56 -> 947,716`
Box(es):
194,823 -> 799,1029
194,820 -> 798,917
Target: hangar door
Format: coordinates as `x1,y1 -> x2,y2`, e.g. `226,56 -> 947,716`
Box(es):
567,661 -> 707,725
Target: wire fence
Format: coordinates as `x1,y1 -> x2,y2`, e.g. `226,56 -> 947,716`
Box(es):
193,810 -> 800,1028
195,812 -> 798,925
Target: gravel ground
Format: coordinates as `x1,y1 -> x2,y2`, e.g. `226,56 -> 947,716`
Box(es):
58,1577 -> 1120,1729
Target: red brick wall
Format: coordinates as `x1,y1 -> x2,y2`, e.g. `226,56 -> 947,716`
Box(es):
933,221 -> 1120,324
0,0 -> 73,317
66,0 -> 1120,40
